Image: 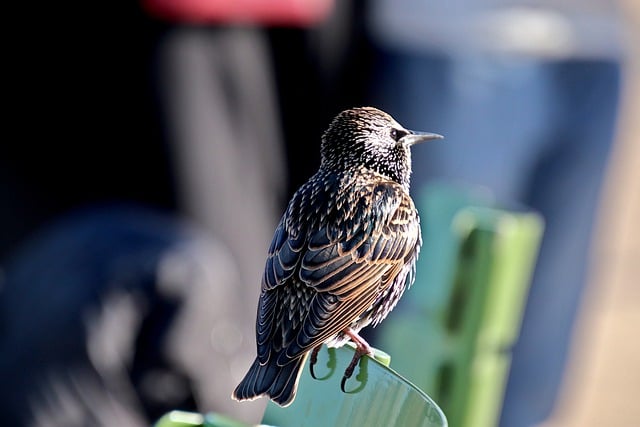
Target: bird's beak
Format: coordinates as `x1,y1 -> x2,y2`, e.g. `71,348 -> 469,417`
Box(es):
403,131 -> 444,146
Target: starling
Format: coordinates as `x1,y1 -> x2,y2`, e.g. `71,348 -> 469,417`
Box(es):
232,107 -> 442,407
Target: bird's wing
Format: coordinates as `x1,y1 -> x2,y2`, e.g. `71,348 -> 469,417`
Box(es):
257,180 -> 421,365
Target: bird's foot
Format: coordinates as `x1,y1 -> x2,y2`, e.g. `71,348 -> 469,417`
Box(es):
340,329 -> 373,392
309,344 -> 323,379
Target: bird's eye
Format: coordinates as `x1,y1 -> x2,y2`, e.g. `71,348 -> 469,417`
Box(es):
390,128 -> 406,141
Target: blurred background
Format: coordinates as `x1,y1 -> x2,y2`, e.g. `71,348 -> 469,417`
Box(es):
1,1 -> 638,426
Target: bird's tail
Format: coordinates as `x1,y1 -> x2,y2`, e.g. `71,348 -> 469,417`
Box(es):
232,354 -> 308,407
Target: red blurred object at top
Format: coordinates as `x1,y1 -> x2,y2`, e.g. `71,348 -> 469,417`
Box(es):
142,0 -> 335,26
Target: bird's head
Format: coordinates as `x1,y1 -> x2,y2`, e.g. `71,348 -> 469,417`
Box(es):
320,107 -> 443,188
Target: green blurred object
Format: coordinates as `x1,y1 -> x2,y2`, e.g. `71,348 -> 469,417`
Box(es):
262,344 -> 447,427
154,409 -> 273,427
155,410 -> 205,427
377,182 -> 544,427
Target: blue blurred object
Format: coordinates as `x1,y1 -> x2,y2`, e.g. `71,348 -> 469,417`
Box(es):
366,2 -> 625,426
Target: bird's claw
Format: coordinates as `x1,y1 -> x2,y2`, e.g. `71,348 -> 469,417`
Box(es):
340,350 -> 361,392
338,328 -> 373,392
340,365 -> 356,392
340,375 -> 349,392
309,345 -> 322,380
310,364 -> 317,379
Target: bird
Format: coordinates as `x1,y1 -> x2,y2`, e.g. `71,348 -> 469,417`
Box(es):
232,106 -> 443,407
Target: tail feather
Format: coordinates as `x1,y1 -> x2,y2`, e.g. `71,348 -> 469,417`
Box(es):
232,354 -> 308,407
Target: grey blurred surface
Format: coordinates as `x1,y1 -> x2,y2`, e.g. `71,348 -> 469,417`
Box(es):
541,2 -> 640,425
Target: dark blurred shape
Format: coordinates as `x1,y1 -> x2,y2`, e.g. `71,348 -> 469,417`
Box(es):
1,2 -> 176,262
0,206 -> 254,427
1,0 -> 389,423
3,0 -> 363,425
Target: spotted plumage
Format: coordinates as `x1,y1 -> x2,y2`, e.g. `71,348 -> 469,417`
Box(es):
232,107 -> 442,406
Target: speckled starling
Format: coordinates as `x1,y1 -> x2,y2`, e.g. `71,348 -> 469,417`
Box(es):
232,107 -> 443,407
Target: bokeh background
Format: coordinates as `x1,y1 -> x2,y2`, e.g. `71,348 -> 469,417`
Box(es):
1,1 -> 638,426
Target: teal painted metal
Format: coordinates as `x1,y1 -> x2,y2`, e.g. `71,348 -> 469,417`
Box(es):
262,345 -> 447,427
155,345 -> 446,427
377,182 -> 544,427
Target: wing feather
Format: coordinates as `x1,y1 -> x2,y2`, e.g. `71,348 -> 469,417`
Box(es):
255,176 -> 421,365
